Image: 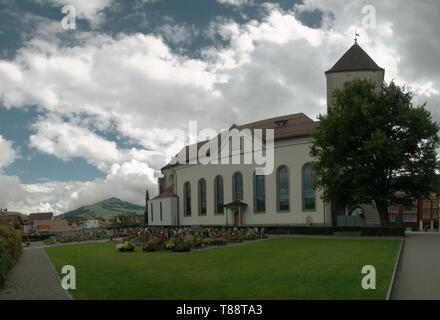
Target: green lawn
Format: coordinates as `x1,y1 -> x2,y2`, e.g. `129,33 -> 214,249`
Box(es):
45,238 -> 401,300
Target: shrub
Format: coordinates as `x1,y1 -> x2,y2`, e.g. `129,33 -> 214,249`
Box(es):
203,237 -> 227,246
202,238 -> 214,245
0,225 -> 22,287
242,234 -> 256,241
263,226 -> 405,237
24,234 -> 54,242
228,237 -> 243,243
193,239 -> 203,248
44,238 -> 55,245
143,239 -> 161,252
173,240 -> 192,253
165,241 -> 175,250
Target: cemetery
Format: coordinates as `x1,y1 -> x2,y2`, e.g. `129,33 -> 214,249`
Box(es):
115,226 -> 268,253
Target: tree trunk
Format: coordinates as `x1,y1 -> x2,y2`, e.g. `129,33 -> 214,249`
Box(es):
375,200 -> 389,227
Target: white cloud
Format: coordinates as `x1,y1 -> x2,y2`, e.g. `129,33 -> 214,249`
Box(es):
29,117 -> 121,172
31,0 -> 114,27
0,159 -> 157,215
0,136 -> 18,169
217,0 -> 250,6
0,175 -> 22,209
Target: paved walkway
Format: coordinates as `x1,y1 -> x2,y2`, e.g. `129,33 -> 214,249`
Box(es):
391,233 -> 440,300
0,247 -> 69,300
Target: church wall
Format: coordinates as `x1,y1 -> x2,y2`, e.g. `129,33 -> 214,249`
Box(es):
148,197 -> 178,226
167,137 -> 331,226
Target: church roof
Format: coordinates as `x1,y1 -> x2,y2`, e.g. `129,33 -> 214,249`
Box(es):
326,43 -> 384,74
162,113 -> 318,170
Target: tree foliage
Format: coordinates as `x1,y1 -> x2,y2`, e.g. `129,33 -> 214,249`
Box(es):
310,79 -> 440,226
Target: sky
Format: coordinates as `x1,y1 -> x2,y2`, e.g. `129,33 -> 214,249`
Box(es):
0,0 -> 439,215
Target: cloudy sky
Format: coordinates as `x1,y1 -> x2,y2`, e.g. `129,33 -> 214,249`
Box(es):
0,0 -> 438,215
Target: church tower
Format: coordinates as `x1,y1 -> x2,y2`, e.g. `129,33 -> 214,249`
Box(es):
325,41 -> 385,110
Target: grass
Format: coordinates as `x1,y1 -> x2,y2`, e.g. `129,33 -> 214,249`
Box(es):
45,238 -> 401,300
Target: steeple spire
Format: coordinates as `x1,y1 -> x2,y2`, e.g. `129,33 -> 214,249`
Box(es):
325,42 -> 384,74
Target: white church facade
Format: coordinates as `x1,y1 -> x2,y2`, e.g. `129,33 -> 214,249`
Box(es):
148,42 -> 384,227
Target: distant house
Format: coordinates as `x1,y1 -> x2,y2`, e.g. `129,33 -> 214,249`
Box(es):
99,220 -> 112,228
23,218 -> 34,234
65,216 -> 88,230
86,219 -> 100,229
32,218 -> 72,234
0,213 -> 24,231
388,192 -> 440,231
33,219 -> 53,233
52,219 -> 72,234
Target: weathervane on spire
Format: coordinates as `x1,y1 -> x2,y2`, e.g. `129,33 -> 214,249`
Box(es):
355,30 -> 360,44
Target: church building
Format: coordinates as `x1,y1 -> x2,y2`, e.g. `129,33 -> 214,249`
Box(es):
148,42 -> 385,227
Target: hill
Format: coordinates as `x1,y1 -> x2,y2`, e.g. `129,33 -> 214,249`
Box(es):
58,198 -> 145,220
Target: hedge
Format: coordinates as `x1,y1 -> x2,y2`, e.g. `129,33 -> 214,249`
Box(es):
0,225 -> 23,287
23,233 -> 54,242
262,226 -> 406,237
135,225 -> 405,237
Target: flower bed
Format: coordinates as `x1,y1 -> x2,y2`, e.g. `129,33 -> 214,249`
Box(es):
112,226 -> 268,254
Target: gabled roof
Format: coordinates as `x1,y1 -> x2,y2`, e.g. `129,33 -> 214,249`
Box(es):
224,200 -> 248,209
0,214 -> 24,226
326,43 -> 384,74
51,219 -> 72,233
33,219 -> 53,226
29,212 -> 53,221
64,216 -> 88,225
162,113 -> 318,170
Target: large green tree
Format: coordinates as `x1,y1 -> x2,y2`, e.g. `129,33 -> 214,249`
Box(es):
311,79 -> 440,226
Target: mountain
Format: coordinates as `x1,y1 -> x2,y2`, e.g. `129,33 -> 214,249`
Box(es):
58,197 -> 145,220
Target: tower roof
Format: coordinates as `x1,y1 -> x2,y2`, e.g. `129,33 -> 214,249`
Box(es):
326,43 -> 384,74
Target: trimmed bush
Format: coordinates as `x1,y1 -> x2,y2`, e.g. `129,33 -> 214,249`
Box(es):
173,239 -> 193,252
24,234 -> 54,242
263,226 -> 405,237
0,225 -> 23,287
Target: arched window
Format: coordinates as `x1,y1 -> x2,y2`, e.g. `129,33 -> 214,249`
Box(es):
214,176 -> 224,214
198,179 -> 207,216
277,166 -> 289,211
254,172 -> 265,213
232,172 -> 243,201
184,182 -> 191,216
303,163 -> 316,211
169,175 -> 174,186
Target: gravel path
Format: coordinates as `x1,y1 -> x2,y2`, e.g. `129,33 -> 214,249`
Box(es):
0,247 -> 70,300
391,233 -> 440,300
